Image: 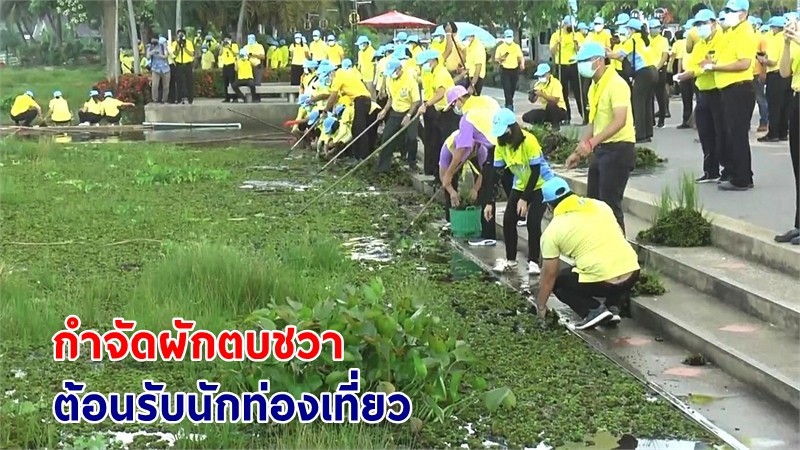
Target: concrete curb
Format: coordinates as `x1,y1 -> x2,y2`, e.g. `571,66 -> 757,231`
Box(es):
558,171 -> 800,278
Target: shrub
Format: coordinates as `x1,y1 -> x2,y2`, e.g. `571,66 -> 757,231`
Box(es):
637,173 -> 712,247
631,270 -> 666,297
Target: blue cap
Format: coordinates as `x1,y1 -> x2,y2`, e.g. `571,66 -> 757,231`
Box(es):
384,59 -> 402,77
719,11 -> 727,21
648,18 -> 662,28
615,13 -> 630,26
375,45 -> 386,57
394,45 -> 409,59
577,22 -> 588,31
53,90 -> 62,97
317,63 -> 335,77
563,15 -> 575,26
103,91 -> 113,98
279,39 -> 286,45
395,31 -> 408,41
755,16 -> 764,25
303,59 -> 319,69
725,0 -> 749,12
542,177 -> 572,203
384,43 -> 395,52
297,94 -> 311,105
24,90 -> 34,97
759,24 -> 770,33
341,58 -> 353,69
503,29 -> 513,38
489,108 -> 516,138
533,63 -> 551,77
89,90 -> 99,96
747,16 -> 758,25
356,35 -> 370,45
694,9 -> 716,23
326,34 -> 335,41
432,28 -> 445,37
308,110 -> 321,126
785,12 -> 799,22
769,16 -> 787,28
323,116 -> 337,134
684,19 -> 696,29
593,17 -> 605,25
407,34 -> 419,43
333,104 -> 345,117
574,41 -> 606,62
313,30 -> 320,37
415,49 -> 440,65
627,18 -> 643,30
201,45 -> 209,50
462,29 -> 476,37
239,48 -> 248,56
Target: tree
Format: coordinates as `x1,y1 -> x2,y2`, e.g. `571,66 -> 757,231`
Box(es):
126,0 -> 140,74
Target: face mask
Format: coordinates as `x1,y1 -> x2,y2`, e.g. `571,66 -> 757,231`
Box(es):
202,49 -> 208,53
247,37 -> 255,45
504,37 -> 513,44
618,29 -> 629,42
328,41 -> 335,47
566,26 -> 574,33
391,71 -> 401,79
422,62 -> 432,73
304,68 -> 309,74
594,25 -> 603,33
650,29 -> 660,37
725,12 -> 741,28
453,104 -> 463,116
697,24 -> 712,39
313,36 -> 319,41
295,38 -> 301,44
577,60 -> 597,78
360,44 -> 367,50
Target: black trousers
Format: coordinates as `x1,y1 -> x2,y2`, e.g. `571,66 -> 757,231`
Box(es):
586,142 -> 636,233
168,64 -> 177,103
555,63 -> 582,119
504,189 -> 545,262
522,103 -> 568,127
423,108 -> 443,177
445,163 -> 497,240
789,92 -> 800,228
233,79 -> 257,101
720,81 -> 756,187
765,71 -> 792,139
290,65 -> 303,86
632,67 -> 657,140
553,267 -> 640,318
10,109 -> 37,126
104,113 -> 121,124
174,63 -> 194,103
695,89 -> 726,178
222,64 -> 237,101
500,68 -> 519,109
654,68 -> 669,121
78,111 -> 102,124
679,79 -> 695,125
351,96 -> 372,160
376,110 -> 417,172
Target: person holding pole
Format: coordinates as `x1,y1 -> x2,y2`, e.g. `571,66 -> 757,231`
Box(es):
375,59 -> 421,173
549,16 -> 584,124
417,49 -> 456,183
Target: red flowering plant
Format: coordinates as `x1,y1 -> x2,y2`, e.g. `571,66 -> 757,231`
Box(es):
264,67 -> 291,83
95,74 -> 152,105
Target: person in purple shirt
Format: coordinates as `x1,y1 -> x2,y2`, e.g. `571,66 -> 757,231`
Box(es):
439,130 -> 490,230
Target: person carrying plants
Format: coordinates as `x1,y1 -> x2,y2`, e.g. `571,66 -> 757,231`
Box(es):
480,108 -> 547,275
9,91 -> 41,127
535,177 -> 641,330
439,129 -> 488,232
100,91 -> 135,125
565,42 -> 636,233
78,90 -> 104,126
45,91 -> 72,126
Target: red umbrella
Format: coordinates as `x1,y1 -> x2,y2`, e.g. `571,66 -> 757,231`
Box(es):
357,10 -> 435,29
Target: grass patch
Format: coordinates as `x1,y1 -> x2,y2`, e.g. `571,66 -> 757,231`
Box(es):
0,138 -> 715,448
526,124 -> 666,170
0,65 -> 106,125
638,173 -> 712,247
632,270 -> 667,297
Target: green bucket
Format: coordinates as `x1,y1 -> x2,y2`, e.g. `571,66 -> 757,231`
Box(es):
449,206 -> 481,238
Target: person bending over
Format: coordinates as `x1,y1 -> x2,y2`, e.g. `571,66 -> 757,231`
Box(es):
9,91 -> 41,126
439,129 -> 488,229
535,177 -> 641,330
78,90 -> 104,126
45,91 -> 71,126
101,91 -> 134,125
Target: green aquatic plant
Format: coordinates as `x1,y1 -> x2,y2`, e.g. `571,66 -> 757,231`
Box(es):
638,173 -> 712,247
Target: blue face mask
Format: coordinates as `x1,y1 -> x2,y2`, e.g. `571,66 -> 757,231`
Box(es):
247,36 -> 256,45
577,60 -> 597,78
697,24 -> 712,39
422,62 -> 432,73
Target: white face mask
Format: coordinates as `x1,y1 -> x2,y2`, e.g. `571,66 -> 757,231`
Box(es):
725,12 -> 741,28
295,38 -> 301,44
594,25 -> 603,32
504,37 -> 513,44
313,36 -> 319,41
327,41 -> 335,47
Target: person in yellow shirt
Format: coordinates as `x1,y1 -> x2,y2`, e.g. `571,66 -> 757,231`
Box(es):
244,34 -> 266,85
482,108 -> 548,275
233,49 -> 258,102
494,29 -> 525,110
120,48 -> 134,74
100,91 -> 134,125
376,59 -> 421,172
462,29 -> 487,95
416,49 -> 456,180
45,91 -> 72,125
300,60 -> 319,96
754,23 -> 770,132
200,45 -> 215,70
776,22 -> 800,245
356,35 -> 376,97
407,34 -> 423,59
648,19 -> 671,127
429,28 -> 447,64
443,22 -> 466,76
759,16 -> 790,142
78,90 -> 104,126
309,30 -> 327,61
325,34 -> 345,67
9,91 -> 41,126
549,15 -> 585,123
671,24 -> 694,128
704,0 -> 756,191
566,42 -> 636,231
218,37 -> 239,103
535,177 -> 641,329
171,29 -> 195,104
522,63 -> 567,128
278,39 -> 290,68
290,33 -> 310,86
316,62 -> 373,160
375,45 -> 394,103
585,17 -> 612,48
268,41 -> 282,69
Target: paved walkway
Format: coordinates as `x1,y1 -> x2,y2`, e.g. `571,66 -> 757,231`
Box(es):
481,86 -> 796,234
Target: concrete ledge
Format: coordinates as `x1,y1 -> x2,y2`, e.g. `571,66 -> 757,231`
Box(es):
559,171 -> 800,278
144,100 -> 297,129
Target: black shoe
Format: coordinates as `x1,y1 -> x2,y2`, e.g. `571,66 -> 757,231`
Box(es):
222,99 -> 230,103
677,123 -> 691,129
665,112 -> 671,118
779,136 -> 789,141
718,181 -> 749,191
575,306 -> 613,330
656,120 -> 665,129
774,228 -> 800,243
792,236 -> 800,245
757,135 -> 779,142
696,173 -> 720,184
717,174 -> 731,184
608,306 -> 622,324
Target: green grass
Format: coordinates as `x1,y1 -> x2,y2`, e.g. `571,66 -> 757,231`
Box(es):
0,137 -> 716,449
638,172 -> 712,247
0,65 -> 106,124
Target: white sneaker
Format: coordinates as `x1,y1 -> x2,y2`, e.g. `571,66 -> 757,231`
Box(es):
468,238 -> 497,247
79,122 -> 90,126
528,261 -> 541,275
441,223 -> 452,231
517,219 -> 527,227
492,258 -> 518,273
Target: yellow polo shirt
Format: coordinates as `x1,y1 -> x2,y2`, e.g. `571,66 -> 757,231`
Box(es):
494,130 -> 545,192
171,39 -> 195,64
48,97 -> 71,122
584,30 -> 612,48
535,77 -> 566,111
219,43 -> 239,66
672,39 -> 687,71
765,31 -> 785,73
310,40 -> 327,60
330,68 -> 371,103
549,30 -> 581,65
291,44 -> 309,66
494,42 -> 523,69
430,38 -> 447,64
326,44 -> 345,66
11,95 -> 38,116
82,99 -> 103,115
358,46 -> 376,82
465,39 -> 487,78
650,35 -> 670,69
422,64 -> 455,111
688,31 -> 724,91
201,51 -> 216,70
791,45 -> 800,91
610,43 -> 623,71
387,70 -> 420,113
101,98 -> 124,117
279,46 -> 290,67
444,36 -> 465,72
754,34 -> 768,75
587,68 -> 635,143
541,195 -> 640,283
244,43 -> 265,67
714,22 -> 756,88
236,58 -> 254,80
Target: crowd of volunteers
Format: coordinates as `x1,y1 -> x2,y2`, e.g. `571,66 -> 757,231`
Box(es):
9,89 -> 135,127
